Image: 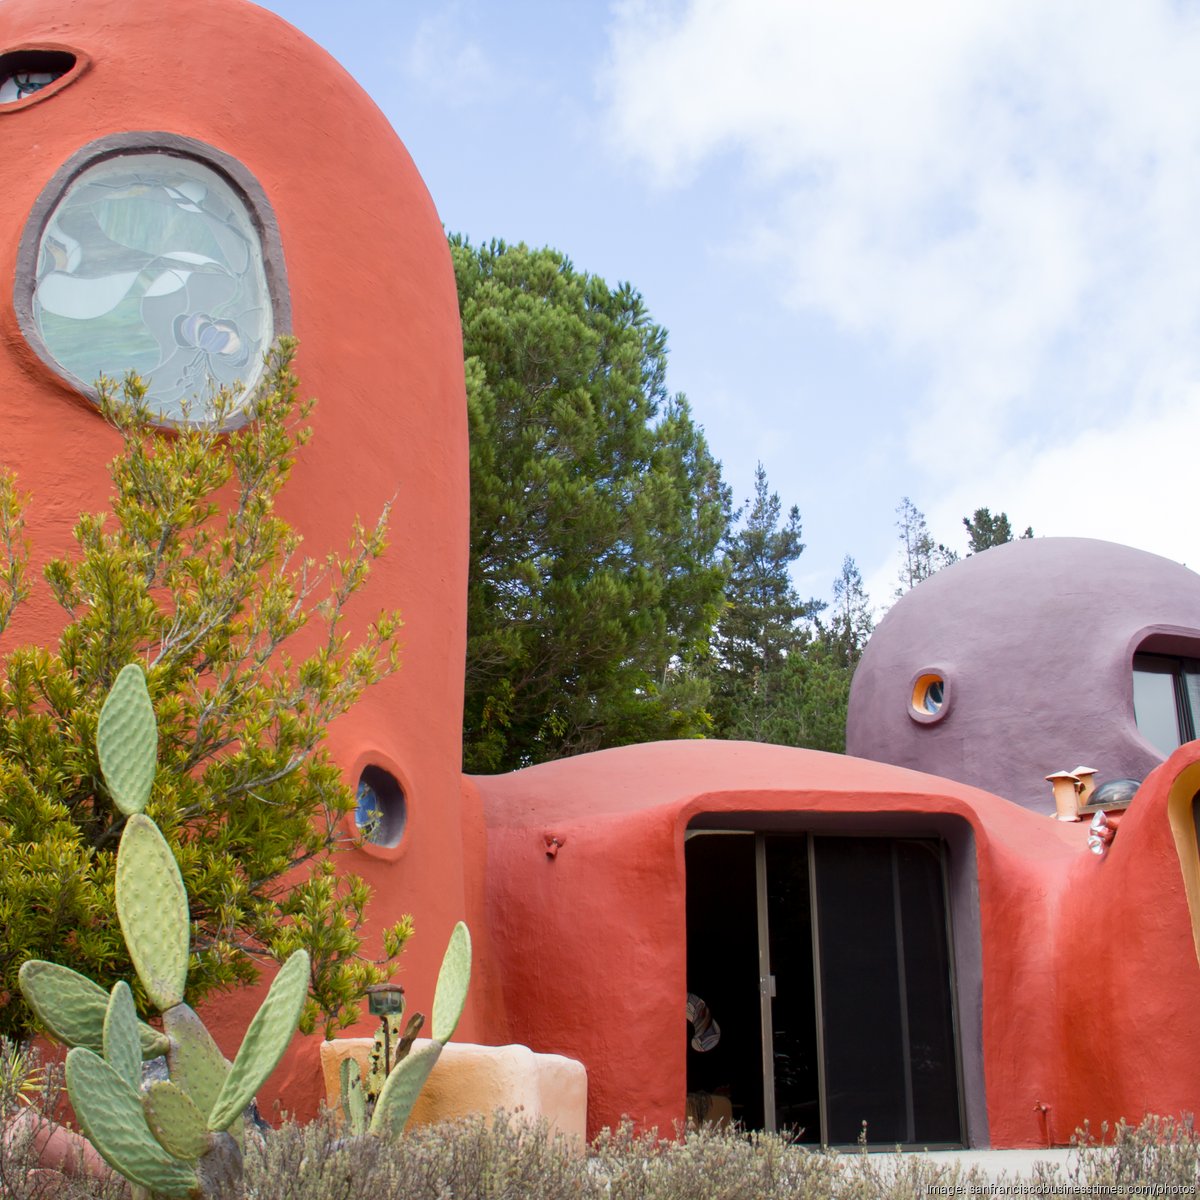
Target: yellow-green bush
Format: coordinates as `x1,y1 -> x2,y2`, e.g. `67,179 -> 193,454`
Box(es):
0,341 -> 408,1041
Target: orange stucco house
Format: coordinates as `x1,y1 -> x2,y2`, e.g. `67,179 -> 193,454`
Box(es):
4,0 -> 1200,1149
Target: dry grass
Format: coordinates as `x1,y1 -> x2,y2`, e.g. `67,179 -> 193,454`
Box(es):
1,1043 -> 1196,1200
0,1039 -> 127,1200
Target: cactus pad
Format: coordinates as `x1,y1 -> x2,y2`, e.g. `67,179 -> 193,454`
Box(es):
396,1011 -> 425,1062
143,1080 -> 210,1162
164,1004 -> 231,1124
66,1047 -> 200,1198
18,961 -> 169,1058
206,949 -> 309,1131
339,1058 -> 367,1136
97,664 -> 158,817
117,814 -> 189,1010
368,1042 -> 442,1139
103,982 -> 142,1091
431,921 -> 472,1043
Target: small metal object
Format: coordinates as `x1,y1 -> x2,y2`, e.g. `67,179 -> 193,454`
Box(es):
1078,778 -> 1140,814
365,981 -> 405,1016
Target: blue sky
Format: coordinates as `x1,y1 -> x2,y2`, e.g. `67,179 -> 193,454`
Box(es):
256,0 -> 1200,613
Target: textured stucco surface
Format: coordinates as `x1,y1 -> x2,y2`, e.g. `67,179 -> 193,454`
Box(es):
0,0 -> 494,1117
320,1038 -> 588,1142
474,737 -> 1200,1147
847,537 -> 1200,811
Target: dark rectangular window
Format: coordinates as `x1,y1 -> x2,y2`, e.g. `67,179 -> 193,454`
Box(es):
1133,653 -> 1200,756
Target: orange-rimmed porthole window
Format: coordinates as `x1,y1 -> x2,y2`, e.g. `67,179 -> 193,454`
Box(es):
910,670 -> 950,724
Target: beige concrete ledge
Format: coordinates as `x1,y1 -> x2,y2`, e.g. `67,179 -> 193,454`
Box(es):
320,1038 -> 587,1143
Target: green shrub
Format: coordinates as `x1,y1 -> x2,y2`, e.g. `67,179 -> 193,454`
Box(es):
0,1041 -> 129,1200
241,1109 -> 595,1200
0,340 -> 409,1040
592,1119 -> 843,1200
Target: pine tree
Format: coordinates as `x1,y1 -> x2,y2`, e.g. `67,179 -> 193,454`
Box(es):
455,238 -> 727,772
822,555 -> 874,670
963,507 -> 1034,553
894,497 -> 958,594
707,465 -> 839,747
715,464 -> 817,679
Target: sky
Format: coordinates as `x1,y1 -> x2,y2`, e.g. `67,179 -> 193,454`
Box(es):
257,0 -> 1200,613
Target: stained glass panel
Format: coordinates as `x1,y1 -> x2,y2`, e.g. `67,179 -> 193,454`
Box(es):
0,71 -> 62,103
31,153 -> 272,424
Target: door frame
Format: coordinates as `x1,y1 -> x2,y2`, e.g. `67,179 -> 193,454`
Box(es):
686,812 -> 986,1148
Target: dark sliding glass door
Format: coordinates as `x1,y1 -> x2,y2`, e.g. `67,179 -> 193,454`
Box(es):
811,837 -> 961,1145
685,831 -> 963,1147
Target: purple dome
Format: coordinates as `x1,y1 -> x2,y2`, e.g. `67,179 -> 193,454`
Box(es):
846,538 -> 1200,811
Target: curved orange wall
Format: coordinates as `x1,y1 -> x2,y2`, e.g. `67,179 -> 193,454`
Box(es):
1046,746 -> 1200,1144
0,0 -> 497,1113
475,739 -> 1200,1145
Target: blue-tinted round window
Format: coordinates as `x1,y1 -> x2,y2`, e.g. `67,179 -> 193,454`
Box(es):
355,766 -> 407,848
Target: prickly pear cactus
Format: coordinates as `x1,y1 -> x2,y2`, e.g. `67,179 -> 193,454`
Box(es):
18,960 -> 168,1059
117,814 -> 189,1011
340,1057 -> 368,1137
365,1012 -> 404,1103
337,921 -> 471,1140
97,662 -> 158,817
369,921 -> 470,1137
393,1011 -> 425,1071
17,664 -> 311,1199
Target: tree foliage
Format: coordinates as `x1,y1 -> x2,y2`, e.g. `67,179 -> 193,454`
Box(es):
713,647 -> 851,752
963,506 -> 1033,553
820,555 -> 874,671
0,341 -> 410,1041
455,238 -> 728,773
706,465 -> 849,752
894,497 -> 958,594
712,465 -> 816,681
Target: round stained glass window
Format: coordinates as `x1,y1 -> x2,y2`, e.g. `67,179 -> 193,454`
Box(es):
354,765 -> 407,848
30,152 -> 274,424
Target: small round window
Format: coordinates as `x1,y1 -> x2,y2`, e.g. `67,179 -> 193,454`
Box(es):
355,766 -> 407,848
27,151 -> 274,424
910,671 -> 950,724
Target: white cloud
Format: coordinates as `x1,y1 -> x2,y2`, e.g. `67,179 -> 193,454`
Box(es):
403,7 -> 498,105
600,0 -> 1200,576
